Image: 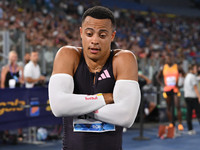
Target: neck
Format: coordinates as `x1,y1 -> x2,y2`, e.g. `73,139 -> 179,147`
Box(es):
10,62 -> 16,66
167,63 -> 173,67
9,63 -> 17,72
85,53 -> 110,73
190,71 -> 196,74
32,60 -> 37,66
86,60 -> 105,73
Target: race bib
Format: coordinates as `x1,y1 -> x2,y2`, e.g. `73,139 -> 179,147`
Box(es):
166,76 -> 176,86
73,116 -> 115,133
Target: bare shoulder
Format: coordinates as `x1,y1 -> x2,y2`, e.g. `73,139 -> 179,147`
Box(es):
113,49 -> 137,63
1,65 -> 9,73
56,46 -> 81,59
113,49 -> 138,81
52,46 -> 82,75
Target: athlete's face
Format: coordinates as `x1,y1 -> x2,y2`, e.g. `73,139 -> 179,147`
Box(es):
165,55 -> 173,66
80,16 -> 116,61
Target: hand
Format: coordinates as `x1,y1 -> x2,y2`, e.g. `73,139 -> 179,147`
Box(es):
19,78 -> 25,84
198,96 -> 200,104
39,75 -> 45,81
102,93 -> 113,104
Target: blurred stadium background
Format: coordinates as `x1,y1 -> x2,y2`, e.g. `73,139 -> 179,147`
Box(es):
0,0 -> 200,149
0,0 -> 200,78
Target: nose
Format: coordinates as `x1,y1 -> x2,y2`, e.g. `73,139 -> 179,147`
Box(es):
91,35 -> 99,45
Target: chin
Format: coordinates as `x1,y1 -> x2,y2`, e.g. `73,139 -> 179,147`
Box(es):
88,55 -> 99,62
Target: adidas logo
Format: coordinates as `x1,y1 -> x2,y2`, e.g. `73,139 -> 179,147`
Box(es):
98,69 -> 111,80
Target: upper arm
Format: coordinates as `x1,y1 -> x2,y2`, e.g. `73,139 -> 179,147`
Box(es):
192,76 -> 198,87
156,67 -> 163,79
139,74 -> 151,84
19,66 -> 24,78
1,66 -> 8,88
52,46 -> 81,76
113,50 -> 138,81
24,64 -> 32,78
193,84 -> 199,96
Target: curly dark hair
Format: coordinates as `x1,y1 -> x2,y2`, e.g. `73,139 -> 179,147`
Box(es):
81,6 -> 116,30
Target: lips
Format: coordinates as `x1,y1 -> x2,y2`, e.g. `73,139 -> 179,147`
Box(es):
89,47 -> 100,54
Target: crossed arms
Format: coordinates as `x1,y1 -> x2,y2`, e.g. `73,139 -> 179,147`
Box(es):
49,46 -> 141,128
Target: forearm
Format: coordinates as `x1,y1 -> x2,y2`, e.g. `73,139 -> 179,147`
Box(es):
194,85 -> 200,98
25,77 -> 39,83
93,80 -> 141,128
49,73 -> 106,117
139,74 -> 151,84
1,71 -> 6,88
157,78 -> 163,86
0,77 -> 4,88
156,71 -> 163,86
0,82 -> 5,88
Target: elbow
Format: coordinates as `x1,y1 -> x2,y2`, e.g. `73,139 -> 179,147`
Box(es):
49,94 -> 68,117
49,94 -> 74,117
120,112 -> 136,128
124,114 -> 137,128
49,99 -> 63,117
52,111 -> 61,117
114,108 -> 136,128
113,101 -> 141,128
123,101 -> 141,128
50,101 -> 71,117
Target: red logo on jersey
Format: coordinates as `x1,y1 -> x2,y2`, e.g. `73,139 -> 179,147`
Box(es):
85,96 -> 98,100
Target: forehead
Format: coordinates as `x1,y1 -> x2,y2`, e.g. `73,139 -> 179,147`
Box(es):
31,52 -> 38,56
82,16 -> 112,31
9,52 -> 17,57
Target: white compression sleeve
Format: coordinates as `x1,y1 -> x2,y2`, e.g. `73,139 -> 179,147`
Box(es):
48,73 -> 106,117
93,80 -> 141,128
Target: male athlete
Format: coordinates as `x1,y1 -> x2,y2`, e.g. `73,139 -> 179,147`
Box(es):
49,6 -> 141,150
157,53 -> 184,131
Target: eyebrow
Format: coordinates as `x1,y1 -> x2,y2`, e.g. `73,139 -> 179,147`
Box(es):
85,28 -> 109,33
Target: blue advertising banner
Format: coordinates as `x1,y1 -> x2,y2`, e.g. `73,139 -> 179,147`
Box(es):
0,87 -> 62,130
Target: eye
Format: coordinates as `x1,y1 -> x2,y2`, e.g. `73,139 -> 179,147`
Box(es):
86,32 -> 93,37
99,33 -> 106,39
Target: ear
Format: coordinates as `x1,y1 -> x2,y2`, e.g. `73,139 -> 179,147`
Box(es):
111,31 -> 116,42
80,27 -> 83,39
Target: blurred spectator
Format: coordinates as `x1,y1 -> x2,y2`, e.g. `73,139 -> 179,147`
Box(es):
18,52 -> 31,67
77,2 -> 84,16
137,71 -> 158,122
184,64 -> 200,135
0,50 -> 24,143
0,0 -> 199,79
24,50 -> 45,88
1,50 -> 24,88
0,0 -> 199,84
0,4 -> 3,19
24,52 -> 31,65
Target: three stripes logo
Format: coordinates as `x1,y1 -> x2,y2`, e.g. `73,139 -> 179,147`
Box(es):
98,69 -> 111,81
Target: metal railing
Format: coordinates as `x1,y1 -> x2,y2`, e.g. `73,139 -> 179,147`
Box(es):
0,30 -> 58,78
